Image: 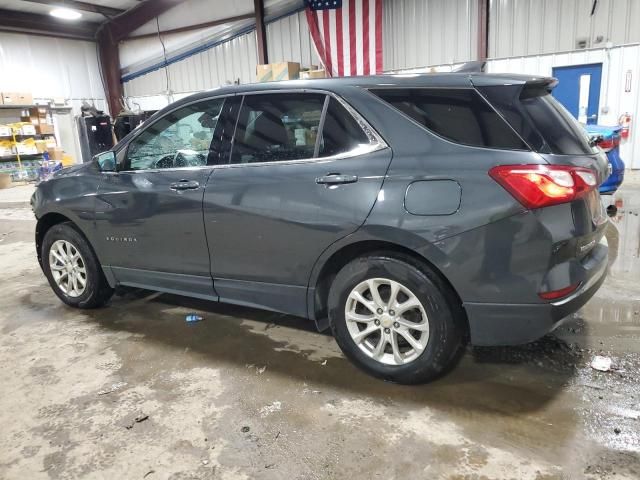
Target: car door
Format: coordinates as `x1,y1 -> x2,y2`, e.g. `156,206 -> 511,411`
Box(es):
94,96 -> 230,298
203,91 -> 392,316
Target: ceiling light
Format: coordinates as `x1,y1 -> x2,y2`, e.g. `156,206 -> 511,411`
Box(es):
50,7 -> 83,20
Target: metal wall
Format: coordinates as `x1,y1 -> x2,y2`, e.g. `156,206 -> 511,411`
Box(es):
266,9 -> 320,67
123,32 -> 258,109
383,0 -> 478,70
489,0 -> 640,58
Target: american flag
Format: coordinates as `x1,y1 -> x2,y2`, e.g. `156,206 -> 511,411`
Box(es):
305,0 -> 382,77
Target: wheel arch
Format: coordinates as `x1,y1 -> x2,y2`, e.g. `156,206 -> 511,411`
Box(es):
308,232 -> 466,333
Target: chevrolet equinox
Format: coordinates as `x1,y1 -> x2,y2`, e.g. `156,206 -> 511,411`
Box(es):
32,74 -> 609,384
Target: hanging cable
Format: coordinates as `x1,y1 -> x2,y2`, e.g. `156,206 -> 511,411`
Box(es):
156,17 -> 171,96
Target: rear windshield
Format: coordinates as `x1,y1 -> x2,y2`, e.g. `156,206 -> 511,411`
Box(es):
478,84 -> 597,155
369,88 -> 527,150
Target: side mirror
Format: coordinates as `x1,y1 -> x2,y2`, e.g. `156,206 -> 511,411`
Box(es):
94,151 -> 116,172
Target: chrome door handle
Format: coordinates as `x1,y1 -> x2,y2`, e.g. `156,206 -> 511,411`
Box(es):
316,174 -> 358,185
170,180 -> 200,190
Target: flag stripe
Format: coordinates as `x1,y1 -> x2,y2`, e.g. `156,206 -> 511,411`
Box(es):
305,0 -> 382,78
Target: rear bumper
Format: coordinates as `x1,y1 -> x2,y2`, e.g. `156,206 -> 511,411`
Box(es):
464,237 -> 608,346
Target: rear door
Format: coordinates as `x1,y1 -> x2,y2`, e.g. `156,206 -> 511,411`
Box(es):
551,63 -> 602,124
203,91 -> 391,316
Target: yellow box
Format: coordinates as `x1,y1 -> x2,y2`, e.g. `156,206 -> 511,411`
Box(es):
271,62 -> 300,81
300,69 -> 326,79
256,64 -> 273,82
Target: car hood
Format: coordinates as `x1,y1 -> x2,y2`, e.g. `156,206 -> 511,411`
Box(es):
52,161 -> 94,178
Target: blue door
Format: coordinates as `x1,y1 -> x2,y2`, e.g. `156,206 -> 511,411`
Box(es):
552,63 -> 602,124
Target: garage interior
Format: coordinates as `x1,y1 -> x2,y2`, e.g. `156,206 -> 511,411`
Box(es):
1,0 -> 639,478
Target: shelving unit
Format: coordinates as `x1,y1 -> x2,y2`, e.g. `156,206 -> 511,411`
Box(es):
0,104 -> 52,182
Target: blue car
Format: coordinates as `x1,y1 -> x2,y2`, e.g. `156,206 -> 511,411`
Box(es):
584,124 -> 625,194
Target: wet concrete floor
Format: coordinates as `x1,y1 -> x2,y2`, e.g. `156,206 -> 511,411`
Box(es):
0,183 -> 639,479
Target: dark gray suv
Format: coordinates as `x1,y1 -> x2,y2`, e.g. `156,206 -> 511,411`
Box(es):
32,74 -> 609,383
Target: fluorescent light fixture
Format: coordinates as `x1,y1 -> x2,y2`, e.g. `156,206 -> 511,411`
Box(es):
50,7 -> 83,20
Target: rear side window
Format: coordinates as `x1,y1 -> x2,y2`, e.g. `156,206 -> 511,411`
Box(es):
319,98 -> 371,157
478,84 -> 597,155
369,88 -> 527,150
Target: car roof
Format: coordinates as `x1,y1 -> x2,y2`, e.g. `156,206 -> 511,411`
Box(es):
171,72 -> 550,108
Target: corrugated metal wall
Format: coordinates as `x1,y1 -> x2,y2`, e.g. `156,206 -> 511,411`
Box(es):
487,44 -> 640,169
266,10 -> 320,67
383,0 -> 478,70
489,0 -> 640,58
123,32 -> 258,109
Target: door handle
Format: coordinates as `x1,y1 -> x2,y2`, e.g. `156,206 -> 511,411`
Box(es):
170,180 -> 200,191
316,174 -> 358,185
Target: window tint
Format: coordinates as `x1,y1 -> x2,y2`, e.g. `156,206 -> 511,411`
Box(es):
319,98 -> 371,157
231,93 -> 325,164
478,84 -> 596,155
126,98 -> 224,170
370,88 -> 527,150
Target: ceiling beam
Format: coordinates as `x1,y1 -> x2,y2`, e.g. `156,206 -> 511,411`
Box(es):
107,0 -> 187,42
126,13 -> 255,40
19,0 -> 124,18
0,8 -> 98,40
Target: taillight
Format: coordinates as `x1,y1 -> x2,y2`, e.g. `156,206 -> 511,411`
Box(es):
489,164 -> 597,209
596,136 -> 620,152
539,283 -> 580,300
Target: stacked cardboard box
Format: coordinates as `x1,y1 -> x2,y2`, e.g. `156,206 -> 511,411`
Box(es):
0,92 -> 33,105
255,62 -> 301,82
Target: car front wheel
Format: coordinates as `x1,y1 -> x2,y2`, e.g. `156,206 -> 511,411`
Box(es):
328,253 -> 466,384
42,223 -> 114,308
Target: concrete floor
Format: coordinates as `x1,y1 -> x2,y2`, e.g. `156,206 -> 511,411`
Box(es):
0,181 -> 639,480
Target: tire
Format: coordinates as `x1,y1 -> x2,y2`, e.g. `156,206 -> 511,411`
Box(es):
42,222 -> 114,309
328,252 -> 466,384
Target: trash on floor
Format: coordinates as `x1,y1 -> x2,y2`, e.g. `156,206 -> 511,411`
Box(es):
125,413 -> 150,430
97,381 -> 127,396
185,314 -> 204,323
591,355 -> 613,372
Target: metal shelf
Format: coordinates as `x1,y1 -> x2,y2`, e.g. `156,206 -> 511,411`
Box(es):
0,104 -> 40,109
0,153 -> 44,161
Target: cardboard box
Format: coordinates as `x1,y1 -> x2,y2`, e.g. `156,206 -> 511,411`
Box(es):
271,62 -> 300,81
36,124 -> 55,135
13,143 -> 38,155
0,173 -> 12,189
0,126 -> 12,137
256,64 -> 273,82
47,147 -> 64,161
1,92 -> 33,105
18,124 -> 36,136
300,69 -> 326,79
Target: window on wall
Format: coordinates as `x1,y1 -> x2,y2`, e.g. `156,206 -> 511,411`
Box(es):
369,88 -> 528,150
125,98 -> 224,170
229,93 -> 375,164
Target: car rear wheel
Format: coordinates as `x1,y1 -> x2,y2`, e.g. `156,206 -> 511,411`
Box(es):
42,223 -> 113,308
328,253 -> 466,384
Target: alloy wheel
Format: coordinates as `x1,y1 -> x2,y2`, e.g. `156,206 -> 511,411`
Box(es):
48,240 -> 87,298
345,278 -> 430,365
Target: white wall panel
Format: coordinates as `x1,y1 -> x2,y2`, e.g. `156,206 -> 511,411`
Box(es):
487,44 -> 640,169
383,0 -> 478,71
123,31 -> 258,107
266,10 -> 319,67
490,0 -> 640,58
0,32 -> 106,113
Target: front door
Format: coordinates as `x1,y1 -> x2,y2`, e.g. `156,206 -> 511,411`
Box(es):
203,92 -> 392,317
94,97 -> 227,298
552,63 -> 602,124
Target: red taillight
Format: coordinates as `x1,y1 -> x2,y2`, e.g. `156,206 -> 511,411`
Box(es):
596,137 -> 620,152
538,283 -> 580,300
489,165 -> 597,209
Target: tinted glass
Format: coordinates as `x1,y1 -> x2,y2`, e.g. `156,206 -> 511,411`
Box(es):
126,98 -> 224,170
370,88 -> 527,150
479,84 -> 597,155
231,93 -> 325,164
319,98 -> 371,156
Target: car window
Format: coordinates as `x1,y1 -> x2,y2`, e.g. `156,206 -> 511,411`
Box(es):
318,97 -> 371,157
125,98 -> 225,170
369,88 -> 527,150
230,93 -> 325,164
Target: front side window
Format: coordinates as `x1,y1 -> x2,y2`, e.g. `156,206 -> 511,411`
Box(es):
125,98 -> 224,170
369,88 -> 527,150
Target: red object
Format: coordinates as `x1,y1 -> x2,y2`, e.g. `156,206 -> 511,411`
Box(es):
305,0 -> 383,77
538,283 -> 581,300
596,136 -> 620,151
489,164 -> 597,209
618,113 -> 631,139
